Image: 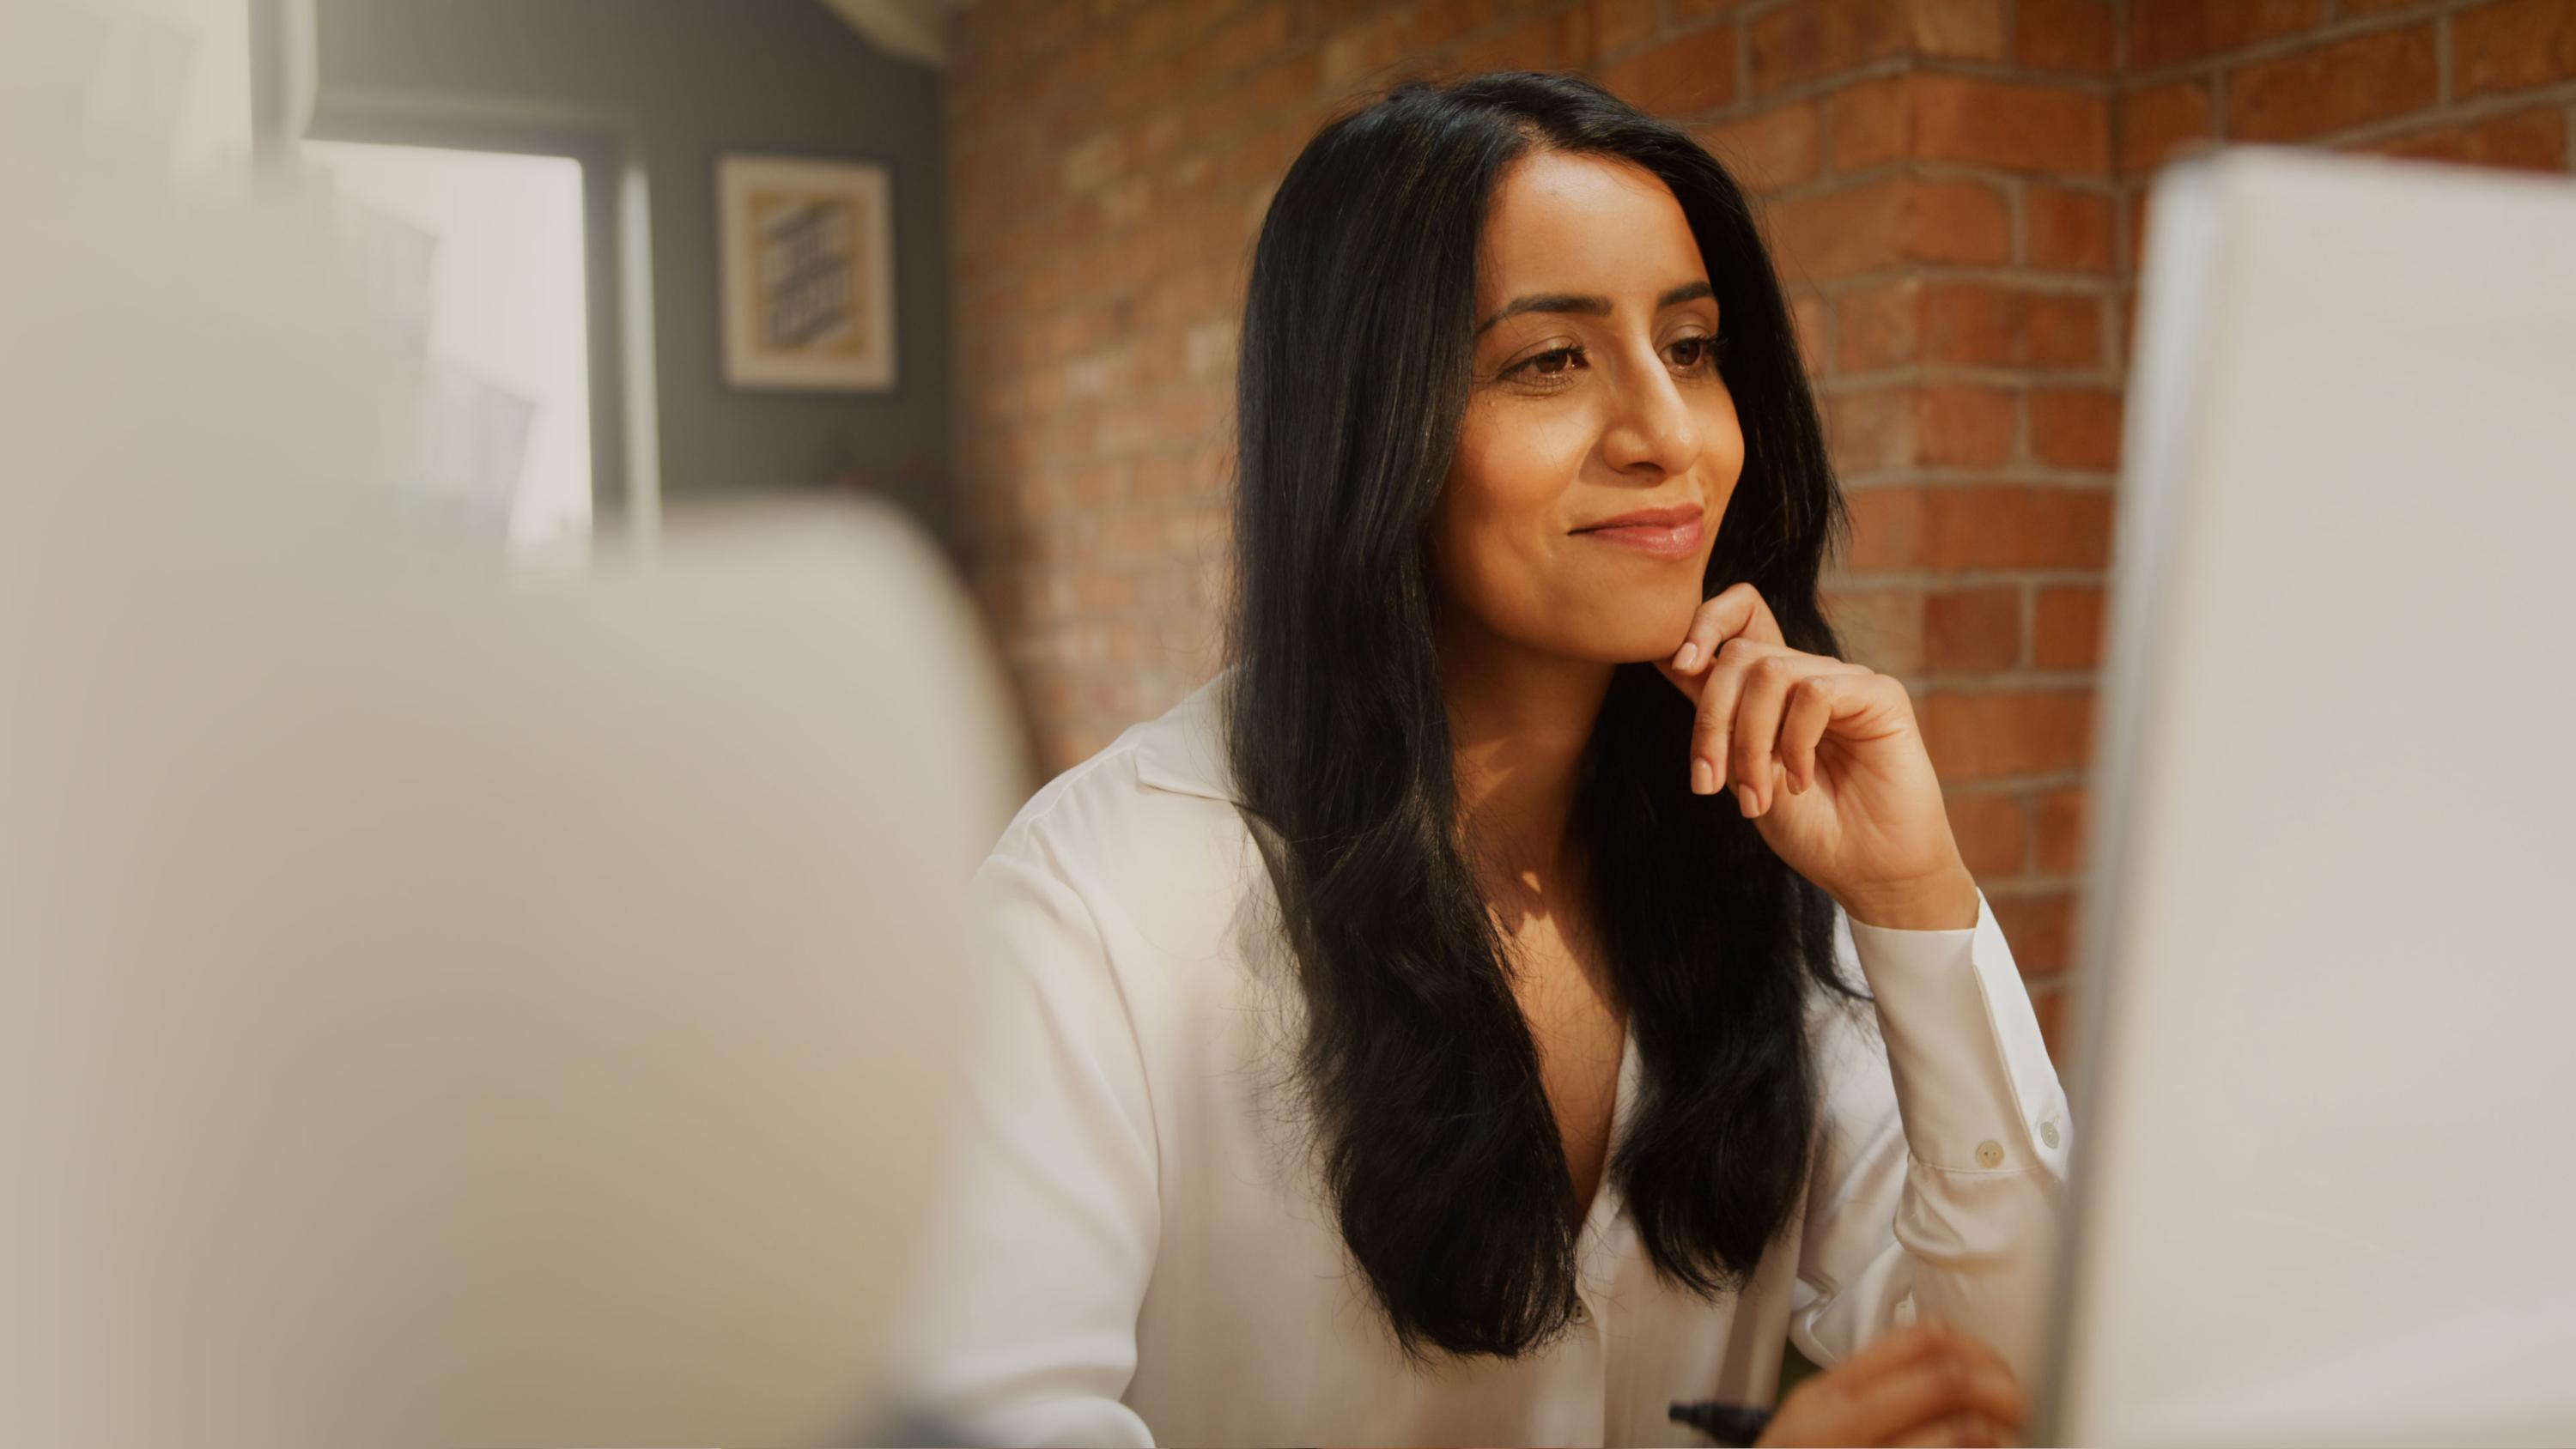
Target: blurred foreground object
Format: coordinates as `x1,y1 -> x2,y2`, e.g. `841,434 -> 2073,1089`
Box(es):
2042,146 -> 2576,1447
0,7 -> 1030,1443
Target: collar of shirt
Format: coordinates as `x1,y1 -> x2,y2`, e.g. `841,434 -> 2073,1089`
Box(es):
1132,666 -> 1241,803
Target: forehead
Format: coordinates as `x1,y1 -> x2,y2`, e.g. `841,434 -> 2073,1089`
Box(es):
1476,151 -> 1705,300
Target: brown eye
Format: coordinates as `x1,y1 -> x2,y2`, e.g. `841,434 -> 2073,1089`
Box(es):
1515,346 -> 1580,379
1671,335 -> 1726,371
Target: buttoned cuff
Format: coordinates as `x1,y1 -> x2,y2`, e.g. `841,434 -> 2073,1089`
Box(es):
1842,889 -> 2071,1177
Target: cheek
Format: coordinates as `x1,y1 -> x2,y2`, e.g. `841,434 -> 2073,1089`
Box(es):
1432,389 -> 1753,655
1432,410 -> 1591,615
1450,403 -> 1595,517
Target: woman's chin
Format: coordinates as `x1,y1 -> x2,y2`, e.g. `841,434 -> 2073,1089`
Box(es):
1568,627 -> 1698,668
1598,603 -> 1705,664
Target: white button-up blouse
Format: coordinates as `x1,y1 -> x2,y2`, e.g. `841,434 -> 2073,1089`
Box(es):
893,669 -> 2072,1448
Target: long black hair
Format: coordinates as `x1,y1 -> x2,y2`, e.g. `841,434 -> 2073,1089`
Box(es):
1222,70 -> 1867,1361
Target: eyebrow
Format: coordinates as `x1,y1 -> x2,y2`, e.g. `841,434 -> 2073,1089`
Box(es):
1473,279 -> 1716,336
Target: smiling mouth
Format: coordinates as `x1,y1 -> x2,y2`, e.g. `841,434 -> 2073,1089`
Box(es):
1572,514 -> 1705,558
1571,500 -> 1704,533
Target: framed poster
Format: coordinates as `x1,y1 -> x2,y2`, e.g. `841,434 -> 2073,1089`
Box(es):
717,153 -> 896,391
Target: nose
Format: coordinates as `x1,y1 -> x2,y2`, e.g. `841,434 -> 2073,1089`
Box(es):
1598,343 -> 1703,478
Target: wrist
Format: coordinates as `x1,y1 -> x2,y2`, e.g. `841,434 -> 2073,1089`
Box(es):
1837,863 -> 1980,931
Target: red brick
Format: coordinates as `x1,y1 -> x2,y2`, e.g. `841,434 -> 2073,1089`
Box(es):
1841,483 -> 1925,573
1923,484 -> 2115,569
1452,7 -> 1594,76
1692,101 -> 1823,192
2129,0 -> 2323,71
2034,784 -> 2088,875
1240,48 -> 1325,119
1911,177 -> 2020,265
2026,183 -> 2116,275
1589,0 -> 1662,59
1822,383 -> 2014,473
1840,482 -> 2114,573
1766,177 -> 2012,281
1918,282 -> 2103,368
1094,387 -> 1226,456
1749,0 -> 1915,94
2350,104 -> 2568,173
1830,73 -> 2113,175
1600,24 -> 1737,115
1913,74 -> 2112,174
2227,25 -> 2439,143
1133,448 -> 1214,502
1288,0 -> 1386,37
1071,564 -> 1138,613
1988,888 -> 2075,974
2033,583 -> 2105,669
2017,0 -> 2113,75
1115,3 -> 1205,63
2122,77 -> 2216,176
1916,384 -> 2018,468
1037,28 -> 1125,108
1060,129 -> 1127,194
1919,688 -> 2096,782
2455,0 -> 2576,100
1825,584 -> 1926,673
1825,387 -> 1918,476
1828,73 -> 1911,172
2029,386 -> 2123,470
1200,1 -> 1292,78
1916,0 -> 2009,60
2123,187 -> 2150,279
1925,585 -> 2023,671
1834,274 -> 2092,378
1321,0 -> 1485,87
1836,280 -> 1920,373
1790,288 -> 1831,374
1947,788 -> 2030,876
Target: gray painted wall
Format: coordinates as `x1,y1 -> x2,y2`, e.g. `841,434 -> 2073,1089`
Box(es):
311,0 -> 951,512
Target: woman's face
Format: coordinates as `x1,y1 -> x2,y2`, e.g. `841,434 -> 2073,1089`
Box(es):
1429,149 -> 1744,665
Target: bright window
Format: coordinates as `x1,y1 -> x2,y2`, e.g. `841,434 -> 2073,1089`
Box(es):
302,140 -> 592,555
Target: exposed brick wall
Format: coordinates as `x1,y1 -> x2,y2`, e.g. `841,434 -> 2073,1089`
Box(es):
947,0 -> 2576,1062
1728,9 -> 2124,1060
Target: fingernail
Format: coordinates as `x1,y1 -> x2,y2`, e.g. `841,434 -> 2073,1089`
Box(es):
1735,783 -> 1757,816
1673,641 -> 1700,671
1691,757 -> 1714,795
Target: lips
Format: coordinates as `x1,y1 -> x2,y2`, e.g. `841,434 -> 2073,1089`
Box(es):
1573,505 -> 1703,533
1572,506 -> 1705,560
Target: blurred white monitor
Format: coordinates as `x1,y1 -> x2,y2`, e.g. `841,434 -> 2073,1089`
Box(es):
0,495 -> 1030,1447
2039,148 -> 2576,1446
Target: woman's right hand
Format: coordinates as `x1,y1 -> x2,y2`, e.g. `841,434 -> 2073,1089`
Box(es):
1755,1320 -> 2029,1446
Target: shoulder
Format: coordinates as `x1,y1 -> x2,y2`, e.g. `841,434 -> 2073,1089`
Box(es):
977,670 -> 1260,952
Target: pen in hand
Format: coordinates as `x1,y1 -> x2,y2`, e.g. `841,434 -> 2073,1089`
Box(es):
1669,1398 -> 1770,1446
1676,1323 -> 2032,1446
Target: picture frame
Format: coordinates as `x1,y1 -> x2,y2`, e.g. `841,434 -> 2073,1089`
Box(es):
716,152 -> 896,392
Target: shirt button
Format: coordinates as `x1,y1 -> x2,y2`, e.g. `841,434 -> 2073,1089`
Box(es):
2040,1120 -> 2061,1149
1569,1300 -> 1592,1325
1975,1140 -> 2006,1167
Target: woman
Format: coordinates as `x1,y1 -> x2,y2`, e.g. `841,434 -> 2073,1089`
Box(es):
898,71 -> 2071,1447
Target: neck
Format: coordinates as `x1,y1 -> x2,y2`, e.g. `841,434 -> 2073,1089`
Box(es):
1436,611 -> 1615,898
